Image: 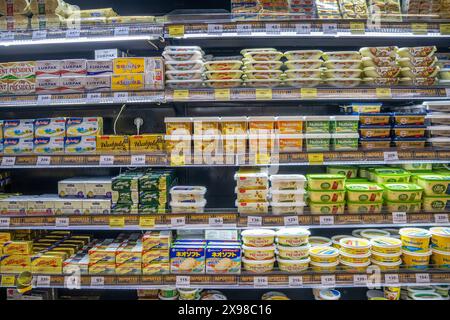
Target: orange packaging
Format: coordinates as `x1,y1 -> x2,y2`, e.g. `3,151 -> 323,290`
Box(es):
277,116 -> 304,134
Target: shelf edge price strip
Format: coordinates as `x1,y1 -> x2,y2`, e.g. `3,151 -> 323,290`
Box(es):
55,217 -> 70,228
284,216 -> 299,226
384,151 -> 399,162
1,275 -> 16,287
288,276 -> 303,288
139,216 -> 156,228
321,275 -> 336,286
301,88 -> 317,99
296,23 -> 311,34
171,217 -> 186,228
392,212 -> 407,224
415,273 -> 430,284
353,274 -> 368,286
254,276 -> 269,288
36,156 -> 51,166
91,276 -> 105,287
131,155 -> 146,166
32,30 -> 47,40
207,24 -> 223,35
236,24 -> 252,35
209,217 -> 224,227
247,216 -> 262,227
319,215 -> 334,225
176,275 -> 190,288
308,153 -> 324,165
109,216 -> 125,228
36,275 -> 51,287
411,23 -> 428,35
376,88 -> 392,98
0,217 -> 11,227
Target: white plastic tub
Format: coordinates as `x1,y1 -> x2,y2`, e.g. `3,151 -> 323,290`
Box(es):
270,201 -> 306,215
166,70 -> 203,81
165,60 -> 204,71
270,189 -> 306,202
269,174 -> 306,190
170,199 -> 207,213
234,170 -> 269,189
235,200 -> 269,214
235,187 -> 268,202
170,186 -> 206,203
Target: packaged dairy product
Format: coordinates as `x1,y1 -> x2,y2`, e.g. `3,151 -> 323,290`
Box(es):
8,79 -> 35,95
6,61 -> 35,80
60,76 -> 86,94
205,245 -> 241,274
0,80 -> 8,94
33,137 -> 64,154
85,75 -> 111,92
64,136 -> 97,154
96,135 -> 130,153
170,245 -> 205,274
35,77 -> 61,94
111,74 -> 144,91
241,229 -> 275,247
3,119 -> 34,138
129,135 -> 165,153
86,60 -> 113,76
34,118 -> 66,137
36,60 -> 61,77
66,117 -> 103,137
53,198 -> 84,215
61,59 -> 87,76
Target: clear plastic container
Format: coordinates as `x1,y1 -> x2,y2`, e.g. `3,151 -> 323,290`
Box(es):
234,169 -> 269,189
166,70 -> 203,81
235,187 -> 268,202
270,189 -> 306,203
235,201 -> 269,214
170,186 -> 207,203
165,60 -> 204,71
270,201 -> 306,215
269,174 -> 306,190
170,199 -> 206,213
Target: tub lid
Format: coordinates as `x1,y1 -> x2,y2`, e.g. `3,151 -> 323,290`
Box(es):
234,170 -> 268,180
382,183 -> 424,192
242,244 -> 276,251
360,229 -> 391,239
410,292 -> 443,300
399,227 -> 432,238
309,236 -> 332,246
270,189 -> 306,195
241,229 -> 276,237
407,286 -> 435,294
339,259 -> 371,267
241,48 -> 278,55
429,227 -> 450,237
165,46 -> 204,52
270,201 -> 306,207
269,174 -> 306,182
304,116 -> 331,121
319,289 -> 341,300
431,247 -> 450,255
285,50 -> 323,54
164,117 -> 193,123
339,237 -> 371,249
244,60 -> 283,65
205,60 -> 243,65
165,60 -> 204,65
275,227 -> 310,237
170,186 -> 207,195
310,260 -> 339,267
332,133 -> 359,139
371,237 -> 402,248
331,235 -> 350,243
170,199 -> 206,207
415,174 -> 450,181
309,246 -> 339,256
276,243 -> 311,250
346,183 -> 384,191
305,133 -> 331,139
166,79 -> 204,84
370,258 -> 402,266
242,257 -> 276,264
306,174 -> 346,180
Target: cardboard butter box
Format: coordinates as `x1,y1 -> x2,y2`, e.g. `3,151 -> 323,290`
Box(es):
96,135 -> 130,153
0,80 -> 8,94
7,61 -> 35,80
88,242 -> 121,263
26,196 -> 56,215
33,137 -> 65,154
64,136 -> 97,154
86,75 -> 111,92
111,73 -> 145,91
0,196 -> 29,215
82,199 -> 111,214
115,243 -> 142,264
3,119 -> 34,138
53,198 -> 84,214
8,79 -> 35,95
3,138 -> 34,154
87,60 -> 113,76
2,241 -> 33,255
88,262 -> 116,275
31,254 -> 64,274
60,76 -> 86,94
58,178 -> 86,198
115,262 -> 142,275
34,118 -> 66,138
36,60 -> 61,77
61,59 -> 87,77
112,173 -> 142,192
130,134 -> 165,153
0,255 -> 32,273
35,77 -> 61,94
66,117 -> 103,137
112,190 -> 139,204
83,178 -> 112,199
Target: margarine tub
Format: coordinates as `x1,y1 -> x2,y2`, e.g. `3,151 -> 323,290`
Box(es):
308,237 -> 332,247
242,229 -> 275,247
371,259 -> 402,271
386,200 -> 421,213
276,116 -> 304,134
339,238 -> 371,255
402,249 -> 432,269
359,125 -> 392,139
415,174 -> 450,196
305,133 -> 331,152
309,202 -> 345,214
170,200 -> 206,214
277,244 -> 311,260
371,251 -> 402,263
306,174 -> 346,191
362,56 -> 397,68
304,116 -> 331,133
431,248 -> 450,268
359,113 -> 391,126
340,259 -> 371,272
271,201 -> 306,215
204,60 -> 243,71
430,227 -> 450,251
331,235 -> 350,249
236,201 -> 269,214
373,168 -> 411,184
269,174 -> 306,191
399,228 -> 432,252
235,187 -> 268,202
322,51 -> 361,61
327,166 -> 358,179
243,245 -> 275,260
317,289 -> 341,301
382,183 -> 424,202
339,250 -> 371,264
242,257 -> 275,273
310,260 -> 339,272
278,258 -> 310,273
178,288 -> 201,300
346,183 -> 383,202
307,190 -> 345,203
360,229 -> 391,240
261,291 -> 289,300
309,246 -> 339,263
285,60 -> 323,70
275,228 -> 310,247
170,186 -> 206,203
410,292 -> 444,300
284,50 -> 323,60
360,46 -> 398,59
397,46 -> 437,59
234,169 -> 269,189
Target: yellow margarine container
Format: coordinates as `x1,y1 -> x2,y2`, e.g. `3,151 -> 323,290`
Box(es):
371,251 -> 402,263
339,259 -> 370,272
241,229 -> 275,247
360,229 -> 390,240
242,245 -> 275,260
431,248 -> 450,268
402,249 -> 432,268
331,235 -> 350,249
275,228 -> 310,247
371,259 -> 402,271
309,246 -> 339,264
384,286 -> 401,300
277,244 -> 310,260
310,260 -> 339,272
399,228 -> 432,252
339,237 -> 371,255
309,236 -> 332,247
277,258 -> 310,273
242,257 -> 275,273
371,237 -> 402,254
430,227 -> 450,252
339,250 -> 371,264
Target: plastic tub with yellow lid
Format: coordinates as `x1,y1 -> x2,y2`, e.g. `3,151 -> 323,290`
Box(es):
275,228 -> 310,247
370,258 -> 402,271
339,250 -> 371,264
243,245 -> 275,260
277,257 -> 310,273
371,251 -> 402,263
402,249 -> 432,268
332,235 -> 350,249
431,248 -> 450,268
310,260 -> 339,272
399,228 -> 432,252
339,238 -> 371,255
309,246 -> 339,264
430,227 -> 450,251
371,237 -> 402,254
309,236 -> 332,247
277,244 -> 310,260
339,259 -> 371,272
242,229 -> 275,247
242,258 -> 275,273
317,289 -> 341,300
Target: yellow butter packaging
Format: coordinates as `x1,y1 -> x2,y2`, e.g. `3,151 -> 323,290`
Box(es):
113,58 -> 147,74
88,262 -> 116,274
54,198 -> 84,214
0,232 -> 12,243
111,74 -> 144,91
88,243 -> 121,263
82,199 -> 111,214
2,241 -> 33,255
31,254 -> 64,274
142,262 -> 170,275
115,262 -> 142,275
142,250 -> 170,264
0,255 -> 32,273
115,243 -> 142,264
64,136 -> 97,154
130,134 -> 165,152
3,119 -> 34,138
66,117 -> 103,137
34,118 -> 66,137
97,135 -> 130,153
142,231 -> 172,251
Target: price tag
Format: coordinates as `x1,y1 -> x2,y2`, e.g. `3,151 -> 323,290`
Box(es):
100,155 -> 115,166
411,23 -> 428,35
66,28 -> 81,38
446,88 -> 450,97
415,273 -> 430,284
384,151 -> 399,162
209,217 -> 224,227
64,276 -> 80,289
214,88 -> 231,101
247,216 -> 262,227
296,23 -> 311,34
0,32 -> 14,41
321,275 -> 336,286
440,23 -> 450,35
322,23 -> 338,34
169,25 -> 185,38
320,216 -> 334,225
176,276 -> 190,288
255,88 -> 272,100
207,24 -> 223,35
385,274 -> 399,285
392,212 -> 407,224
376,88 -> 392,98
288,276 -> 303,287
131,155 -> 146,165
139,216 -> 156,228
434,214 -> 449,224
1,275 -> 16,287
236,24 -> 252,35
114,26 -> 130,36
86,93 -> 101,103
353,274 -> 368,286
308,153 -> 324,165
55,217 -> 69,228
36,156 -> 51,166
254,276 -> 269,288
36,275 -> 51,287
114,92 -> 129,102
301,88 -> 317,99
37,95 -> 52,105
266,23 -> 281,34
171,217 -> 186,227
1,157 -> 16,166
0,217 -> 10,227
284,216 -> 299,226
173,89 -> 189,101
32,30 -> 47,40
91,276 -> 105,287
350,22 -> 365,34
170,155 -> 185,166
109,216 -> 125,228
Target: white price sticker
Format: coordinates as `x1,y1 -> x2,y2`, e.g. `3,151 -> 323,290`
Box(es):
37,95 -> 52,105
446,88 -> 450,97
1,157 -> 16,166
100,155 -> 115,166
36,275 -> 51,287
66,28 -> 80,38
415,273 -> 430,284
114,26 -> 130,36
288,276 -> 303,288
320,216 -> 335,225
131,155 -> 146,165
176,276 -> 190,288
323,23 -> 338,34
392,212 -> 407,224
86,93 -> 101,103
236,24 -> 252,35
114,92 -> 129,102
247,216 -> 262,227
353,274 -> 368,286
254,276 -> 269,288
321,275 -> 336,286
207,24 -> 223,35
36,156 -> 51,166
64,276 -> 80,289
171,217 -> 186,227
284,216 -> 299,226
385,274 -> 399,285
0,217 -> 10,227
91,277 -> 105,287
32,30 -> 47,40
266,23 -> 281,34
384,151 -> 399,162
296,24 -> 311,34
435,214 -> 449,223
55,217 -> 69,228
0,32 -> 14,40
208,217 -> 224,227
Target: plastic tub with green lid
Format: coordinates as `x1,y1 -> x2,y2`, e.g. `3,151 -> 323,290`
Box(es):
306,174 -> 346,191
382,183 -> 424,202
373,168 -> 411,184
346,183 -> 383,202
307,189 -> 345,203
415,174 -> 450,196
423,196 -> 450,212
385,200 -> 422,213
347,201 -> 383,214
327,166 -> 358,179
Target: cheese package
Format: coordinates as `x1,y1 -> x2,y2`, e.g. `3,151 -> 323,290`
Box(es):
60,76 -> 86,93
87,60 -> 113,76
3,138 -> 34,154
35,77 -> 61,94
3,119 -> 34,138
66,117 -> 103,137
85,75 -> 111,92
61,59 -> 87,77
36,60 -> 61,77
111,74 -> 145,91
34,118 -> 66,137
97,135 -> 130,153
33,137 -> 65,154
64,136 -> 97,154
6,61 -> 35,80
8,79 -> 35,95
129,134 -> 165,152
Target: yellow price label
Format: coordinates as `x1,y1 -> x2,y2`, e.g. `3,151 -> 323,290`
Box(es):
169,25 -> 185,37
214,88 -> 231,101
308,153 -> 324,164
255,88 -> 273,100
440,23 -> 450,35
173,90 -> 189,101
376,88 -> 392,98
411,23 -> 428,35
1,275 -> 16,287
139,216 -> 156,228
301,88 -> 318,99
256,153 -> 271,164
350,22 -> 365,34
171,155 -> 186,166
109,216 -> 125,228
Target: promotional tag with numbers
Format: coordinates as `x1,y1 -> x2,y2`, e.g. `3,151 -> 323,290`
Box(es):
37,95 -> 52,105
296,24 -> 311,34
176,276 -> 190,288
91,276 -> 105,287
139,216 -> 156,228
254,276 -> 269,288
209,217 -> 224,227
171,217 -> 186,227
1,275 -> 16,287
100,155 -> 115,166
415,273 -> 430,284
247,216 -> 262,227
284,216 -> 299,226
66,28 -> 81,38
36,275 -> 51,287
86,93 -> 101,103
236,24 -> 252,35
32,30 -> 47,40
321,275 -> 336,286
384,151 -> 399,162
320,216 -> 334,225
36,156 -> 51,166
114,27 -> 130,36
392,212 -> 407,224
55,217 -> 69,228
0,217 -> 10,227
434,214 -> 449,223
322,23 -> 338,34
289,276 -> 303,287
353,274 -> 368,286
385,274 -> 399,285
207,24 -> 223,35
266,23 -> 281,34
131,155 -> 146,165
1,157 -> 15,166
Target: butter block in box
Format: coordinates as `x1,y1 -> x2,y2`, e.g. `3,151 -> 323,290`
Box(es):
34,137 -> 65,154
84,178 -> 112,199
35,60 -> 61,77
0,255 -> 31,273
61,59 -> 87,77
64,136 -> 97,154
60,76 -> 86,94
97,135 -> 130,153
86,75 -> 111,92
31,253 -> 64,274
35,77 -> 61,94
53,198 -> 84,215
2,241 -> 33,255
4,61 -> 35,81
0,80 -> 8,94
87,60 -> 113,76
113,57 -> 163,74
58,178 -> 86,198
130,134 -> 165,153
3,138 -> 34,154
3,119 -> 34,138
26,196 -> 56,215
82,198 -> 111,214
111,74 -> 145,91
0,196 -> 28,215
8,79 -> 35,95
66,117 -> 103,137
34,118 -> 66,137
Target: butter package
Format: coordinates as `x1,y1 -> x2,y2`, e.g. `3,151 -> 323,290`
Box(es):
31,254 -> 63,274
0,196 -> 28,215
206,245 -> 241,274
0,232 -> 12,243
142,262 -> 170,275
111,203 -> 139,214
139,191 -> 167,206
86,75 -> 111,92
0,62 -> 9,79
26,196 -> 56,215
63,255 -> 89,275
111,74 -> 144,91
113,57 -> 150,74
112,173 -> 142,192
53,198 -> 84,214
61,59 -> 87,76
34,137 -> 65,154
35,77 -> 61,94
58,178 -> 86,198
64,136 -> 97,154
129,134 -> 165,153
34,118 -> 66,137
170,245 -> 205,274
142,231 -> 172,251
3,241 -> 33,255
89,242 -> 121,263
112,190 -> 139,204
66,117 -> 103,137
6,61 -> 35,80
0,255 -> 31,273
96,135 -> 130,153
87,60 -> 113,76
139,171 -> 174,191
88,262 -> 116,275
83,199 -> 111,214
60,76 -> 86,93
116,243 -> 142,264
3,138 -> 34,154
8,79 -> 35,95
36,60 -> 61,77
115,262 -> 142,275
3,119 -> 34,138
0,80 -> 8,94
84,178 -> 112,199
142,249 -> 170,264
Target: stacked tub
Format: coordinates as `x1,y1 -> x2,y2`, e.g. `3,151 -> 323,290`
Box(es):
284,50 -> 323,88
322,51 -> 363,88
241,48 -> 284,88
235,167 -> 270,215
338,237 -> 372,272
398,46 -> 440,87
307,173 -> 346,215
169,186 -> 207,214
163,46 -> 205,89
275,228 -> 311,273
361,46 -> 401,87
269,174 -> 306,215
204,58 -> 244,89
424,100 -> 450,150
